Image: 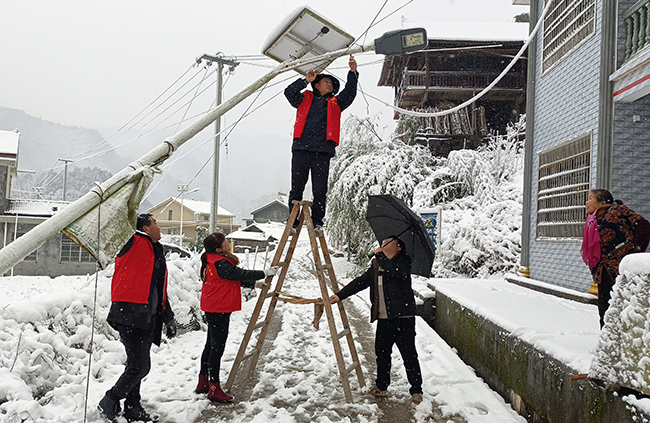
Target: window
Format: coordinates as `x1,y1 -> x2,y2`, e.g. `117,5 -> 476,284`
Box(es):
15,232 -> 37,262
542,0 -> 596,73
536,132 -> 591,239
168,209 -> 173,220
204,215 -> 209,221
60,235 -> 94,262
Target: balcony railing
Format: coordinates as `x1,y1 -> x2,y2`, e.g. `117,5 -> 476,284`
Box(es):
397,69 -> 525,107
623,0 -> 650,61
402,69 -> 523,89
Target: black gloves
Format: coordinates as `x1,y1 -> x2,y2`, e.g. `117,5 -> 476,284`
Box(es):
165,320 -> 177,339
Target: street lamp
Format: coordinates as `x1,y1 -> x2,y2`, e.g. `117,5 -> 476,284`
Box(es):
177,185 -> 200,246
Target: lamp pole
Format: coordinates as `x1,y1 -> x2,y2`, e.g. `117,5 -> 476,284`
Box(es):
199,54 -> 239,233
177,185 -> 199,246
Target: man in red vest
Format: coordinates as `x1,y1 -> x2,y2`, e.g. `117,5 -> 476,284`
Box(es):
284,55 -> 358,230
98,214 -> 176,423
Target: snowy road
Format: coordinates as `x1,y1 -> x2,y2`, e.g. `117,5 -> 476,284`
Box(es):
0,231 -> 525,423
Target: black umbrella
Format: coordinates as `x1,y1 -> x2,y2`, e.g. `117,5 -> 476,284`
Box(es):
365,195 -> 436,277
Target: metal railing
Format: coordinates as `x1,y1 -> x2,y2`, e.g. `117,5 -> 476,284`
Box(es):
623,0 -> 650,61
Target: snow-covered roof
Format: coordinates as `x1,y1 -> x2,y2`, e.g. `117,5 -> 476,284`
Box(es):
226,221 -> 286,242
251,199 -> 289,215
150,198 -> 234,217
5,198 -> 69,217
0,129 -> 19,163
182,199 -> 233,217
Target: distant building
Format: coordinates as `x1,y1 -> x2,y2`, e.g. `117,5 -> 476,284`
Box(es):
0,129 -> 97,277
243,194 -> 289,227
377,23 -> 528,156
226,222 -> 285,252
147,198 -> 239,243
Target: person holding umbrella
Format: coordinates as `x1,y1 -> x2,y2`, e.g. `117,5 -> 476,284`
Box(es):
329,235 -> 424,406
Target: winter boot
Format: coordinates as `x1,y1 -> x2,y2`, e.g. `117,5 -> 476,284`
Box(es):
124,403 -> 157,422
195,374 -> 209,394
98,393 -> 121,422
208,381 -> 233,403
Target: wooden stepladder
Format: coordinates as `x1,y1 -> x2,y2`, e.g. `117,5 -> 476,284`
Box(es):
224,201 -> 366,403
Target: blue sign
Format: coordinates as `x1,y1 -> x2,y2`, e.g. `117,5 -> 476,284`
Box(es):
420,208 -> 440,256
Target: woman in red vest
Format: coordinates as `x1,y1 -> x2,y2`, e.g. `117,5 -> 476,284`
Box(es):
195,232 -> 279,402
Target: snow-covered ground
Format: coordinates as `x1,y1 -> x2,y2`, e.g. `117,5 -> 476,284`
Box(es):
1,231 -> 526,423
9,226 -> 650,422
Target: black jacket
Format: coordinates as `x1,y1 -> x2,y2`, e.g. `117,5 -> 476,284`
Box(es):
335,251 -> 415,322
284,70 -> 358,156
107,232 -> 174,346
214,259 -> 265,288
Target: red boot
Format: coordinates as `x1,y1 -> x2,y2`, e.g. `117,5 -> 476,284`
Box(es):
195,374 -> 209,394
208,382 -> 233,403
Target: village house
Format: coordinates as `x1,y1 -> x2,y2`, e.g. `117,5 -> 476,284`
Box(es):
378,23 -> 528,156
0,129 -> 96,277
519,0 -> 650,292
147,198 -> 239,245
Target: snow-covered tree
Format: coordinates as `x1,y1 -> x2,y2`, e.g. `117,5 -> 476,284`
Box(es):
327,114 -> 526,278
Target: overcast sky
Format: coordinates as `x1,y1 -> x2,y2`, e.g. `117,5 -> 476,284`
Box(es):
0,0 -> 530,215
1,0 -> 529,132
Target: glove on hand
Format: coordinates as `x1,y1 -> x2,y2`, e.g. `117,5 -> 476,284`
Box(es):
264,266 -> 281,277
165,320 -> 177,339
255,280 -> 268,289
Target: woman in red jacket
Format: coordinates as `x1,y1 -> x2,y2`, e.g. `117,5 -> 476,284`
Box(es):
195,232 -> 279,402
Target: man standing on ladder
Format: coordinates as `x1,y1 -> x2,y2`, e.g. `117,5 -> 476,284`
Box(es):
98,214 -> 177,422
284,55 -> 358,231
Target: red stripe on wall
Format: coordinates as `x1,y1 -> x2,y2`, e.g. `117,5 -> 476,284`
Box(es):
613,73 -> 650,97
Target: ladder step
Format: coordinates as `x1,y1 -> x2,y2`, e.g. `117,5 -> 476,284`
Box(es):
242,347 -> 259,362
345,361 -> 360,374
265,291 -> 277,298
321,263 -> 333,270
337,328 -> 350,339
253,320 -> 268,330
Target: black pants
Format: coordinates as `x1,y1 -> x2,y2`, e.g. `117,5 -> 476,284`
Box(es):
288,150 -> 331,227
375,317 -> 423,395
598,270 -> 616,329
199,312 -> 231,383
107,324 -> 154,406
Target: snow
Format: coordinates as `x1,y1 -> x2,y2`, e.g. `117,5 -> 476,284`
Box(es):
0,129 -> 19,158
181,199 -> 233,217
0,233 -> 528,423
589,253 -> 650,396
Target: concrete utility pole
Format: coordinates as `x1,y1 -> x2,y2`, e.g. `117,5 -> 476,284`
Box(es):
199,54 -> 239,233
58,158 -> 74,201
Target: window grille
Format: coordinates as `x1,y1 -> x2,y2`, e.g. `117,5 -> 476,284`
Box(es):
15,232 -> 37,262
536,132 -> 591,239
542,0 -> 596,73
60,235 -> 94,262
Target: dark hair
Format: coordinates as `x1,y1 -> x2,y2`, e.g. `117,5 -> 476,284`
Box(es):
387,235 -> 406,253
590,189 -> 623,205
137,213 -> 153,231
200,232 -> 239,281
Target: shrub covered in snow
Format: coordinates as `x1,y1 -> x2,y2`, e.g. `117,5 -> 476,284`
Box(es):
327,115 -> 525,278
0,253 -> 203,421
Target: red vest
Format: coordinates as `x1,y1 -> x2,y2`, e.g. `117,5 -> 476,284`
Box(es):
111,234 -> 168,306
201,254 -> 242,313
293,91 -> 342,145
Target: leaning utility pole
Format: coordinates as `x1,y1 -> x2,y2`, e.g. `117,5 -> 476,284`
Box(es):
199,54 -> 239,233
